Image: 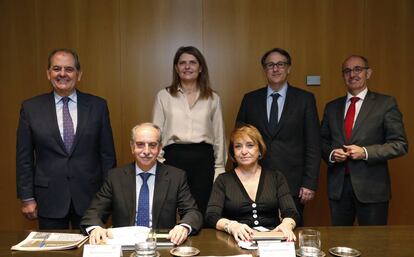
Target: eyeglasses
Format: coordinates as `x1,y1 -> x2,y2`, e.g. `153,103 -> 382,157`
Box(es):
264,61 -> 289,70
50,66 -> 77,74
342,66 -> 369,75
134,142 -> 159,150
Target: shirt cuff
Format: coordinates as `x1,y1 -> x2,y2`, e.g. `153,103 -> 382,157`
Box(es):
329,150 -> 336,163
85,226 -> 102,235
179,223 -> 192,235
21,198 -> 35,202
362,147 -> 368,160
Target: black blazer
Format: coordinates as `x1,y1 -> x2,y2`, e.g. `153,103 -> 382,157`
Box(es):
321,91 -> 408,203
80,162 -> 203,234
16,90 -> 116,218
236,85 -> 321,195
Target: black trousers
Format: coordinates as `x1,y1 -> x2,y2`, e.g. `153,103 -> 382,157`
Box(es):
38,201 -> 81,229
329,175 -> 389,226
164,143 -> 215,217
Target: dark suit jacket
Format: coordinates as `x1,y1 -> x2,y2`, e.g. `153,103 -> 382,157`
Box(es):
321,90 -> 408,203
236,85 -> 321,196
16,90 -> 116,218
80,162 -> 203,234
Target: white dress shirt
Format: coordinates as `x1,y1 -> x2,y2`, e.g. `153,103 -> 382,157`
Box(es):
54,90 -> 78,138
135,164 -> 156,227
344,88 -> 368,122
266,82 -> 288,122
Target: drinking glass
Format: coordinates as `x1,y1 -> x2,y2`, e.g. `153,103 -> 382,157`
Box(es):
134,230 -> 157,256
298,229 -> 321,257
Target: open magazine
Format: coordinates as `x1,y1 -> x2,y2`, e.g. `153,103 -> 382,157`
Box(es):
11,231 -> 88,251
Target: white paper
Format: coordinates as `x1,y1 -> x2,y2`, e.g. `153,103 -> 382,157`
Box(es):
253,226 -> 270,232
83,244 -> 122,257
238,240 -> 258,250
106,226 -> 150,249
258,241 -> 295,257
197,254 -> 253,257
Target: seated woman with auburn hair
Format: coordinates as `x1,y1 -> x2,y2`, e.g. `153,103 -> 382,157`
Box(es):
205,124 -> 299,242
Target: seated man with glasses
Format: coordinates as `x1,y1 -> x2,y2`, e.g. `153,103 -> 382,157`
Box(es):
235,47 -> 321,227
80,123 -> 203,245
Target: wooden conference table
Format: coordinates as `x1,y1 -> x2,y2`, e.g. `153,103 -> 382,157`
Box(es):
1,226 -> 413,256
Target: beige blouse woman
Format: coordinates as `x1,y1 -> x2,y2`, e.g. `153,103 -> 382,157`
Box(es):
152,87 -> 226,178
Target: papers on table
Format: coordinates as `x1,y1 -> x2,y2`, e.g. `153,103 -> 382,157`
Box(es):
106,226 -> 150,250
83,244 -> 122,257
197,255 -> 253,257
11,231 -> 88,251
104,226 -> 173,249
258,241 -> 295,257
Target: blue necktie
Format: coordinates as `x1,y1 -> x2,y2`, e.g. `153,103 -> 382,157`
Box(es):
136,173 -> 151,227
269,93 -> 280,134
62,97 -> 75,152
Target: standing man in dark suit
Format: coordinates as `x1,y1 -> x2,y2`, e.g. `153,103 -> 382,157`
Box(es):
80,123 -> 202,245
16,48 -> 117,229
236,48 -> 321,226
321,55 -> 408,225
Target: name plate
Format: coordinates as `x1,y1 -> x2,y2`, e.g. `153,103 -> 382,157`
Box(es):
258,241 -> 295,257
83,244 -> 122,257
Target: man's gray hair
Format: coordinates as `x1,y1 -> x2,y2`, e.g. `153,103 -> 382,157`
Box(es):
130,122 -> 162,143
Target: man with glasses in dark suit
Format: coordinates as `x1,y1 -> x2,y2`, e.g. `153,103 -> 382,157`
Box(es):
236,48 -> 321,226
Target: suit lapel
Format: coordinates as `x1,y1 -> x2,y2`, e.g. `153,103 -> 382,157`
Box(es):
253,88 -> 272,138
272,85 -> 292,137
351,91 -> 375,141
152,163 -> 170,228
70,90 -> 90,155
121,163 -> 137,226
47,92 -> 67,153
335,96 -> 348,143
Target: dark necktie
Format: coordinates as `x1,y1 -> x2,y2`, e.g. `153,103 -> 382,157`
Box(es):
344,97 -> 359,140
62,97 -> 75,152
136,173 -> 151,227
269,93 -> 280,133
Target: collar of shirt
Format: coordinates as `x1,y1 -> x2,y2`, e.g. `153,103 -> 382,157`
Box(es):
177,86 -> 200,99
54,90 -> 78,105
267,82 -> 288,99
135,163 -> 157,227
135,163 -> 157,176
346,87 -> 368,103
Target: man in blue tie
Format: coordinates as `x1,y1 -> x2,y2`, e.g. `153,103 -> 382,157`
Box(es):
16,49 -> 116,229
80,123 -> 203,245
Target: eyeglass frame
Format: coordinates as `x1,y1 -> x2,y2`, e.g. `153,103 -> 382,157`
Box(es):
342,66 -> 369,76
263,61 -> 290,70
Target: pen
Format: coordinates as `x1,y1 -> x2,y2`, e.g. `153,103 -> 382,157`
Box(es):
39,237 -> 47,247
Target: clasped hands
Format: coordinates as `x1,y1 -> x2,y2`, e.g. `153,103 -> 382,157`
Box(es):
331,145 -> 366,162
89,224 -> 189,245
227,221 -> 296,242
